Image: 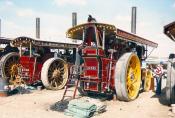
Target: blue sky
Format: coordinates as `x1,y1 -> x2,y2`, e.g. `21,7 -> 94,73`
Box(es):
0,0 -> 175,57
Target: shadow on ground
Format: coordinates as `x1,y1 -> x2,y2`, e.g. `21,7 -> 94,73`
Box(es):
151,88 -> 170,106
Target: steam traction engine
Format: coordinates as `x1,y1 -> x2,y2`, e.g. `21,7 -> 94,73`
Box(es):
67,21 -> 158,101
3,36 -> 77,90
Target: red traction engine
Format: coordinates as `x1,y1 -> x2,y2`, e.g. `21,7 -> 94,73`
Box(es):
67,21 -> 158,101
7,36 -> 77,90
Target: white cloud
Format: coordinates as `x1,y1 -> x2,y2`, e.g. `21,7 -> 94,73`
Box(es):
113,15 -> 131,31
16,9 -> 35,17
53,0 -> 87,6
4,0 -> 14,6
14,8 -> 72,41
173,2 -> 175,8
2,20 -> 33,38
0,0 -> 14,11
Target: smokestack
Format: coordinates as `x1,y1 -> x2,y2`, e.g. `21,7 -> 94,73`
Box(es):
36,17 -> 40,39
72,12 -> 77,27
131,7 -> 137,34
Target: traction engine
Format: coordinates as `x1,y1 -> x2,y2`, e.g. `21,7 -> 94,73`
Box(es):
67,21 -> 158,101
3,36 -> 78,90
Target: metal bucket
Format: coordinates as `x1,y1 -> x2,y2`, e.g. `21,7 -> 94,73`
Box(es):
0,78 -> 8,97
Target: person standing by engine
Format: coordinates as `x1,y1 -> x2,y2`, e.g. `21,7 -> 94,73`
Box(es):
154,62 -> 164,95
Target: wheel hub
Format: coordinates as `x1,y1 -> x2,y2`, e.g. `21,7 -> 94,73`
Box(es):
130,71 -> 135,80
10,64 -> 19,77
52,69 -> 61,79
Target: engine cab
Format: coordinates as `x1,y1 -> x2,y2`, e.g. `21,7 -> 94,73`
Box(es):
68,22 -> 119,93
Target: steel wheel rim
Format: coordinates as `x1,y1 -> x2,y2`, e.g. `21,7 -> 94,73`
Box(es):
48,60 -> 68,89
126,55 -> 141,99
1,53 -> 20,80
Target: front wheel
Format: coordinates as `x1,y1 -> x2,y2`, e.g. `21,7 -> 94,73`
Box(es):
115,52 -> 141,101
41,58 -> 68,90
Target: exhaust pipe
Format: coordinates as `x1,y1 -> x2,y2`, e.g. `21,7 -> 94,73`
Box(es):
131,7 -> 137,34
36,17 -> 40,39
72,12 -> 80,66
72,12 -> 77,27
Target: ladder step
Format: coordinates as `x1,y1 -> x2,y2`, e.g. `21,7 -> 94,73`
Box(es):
61,73 -> 80,101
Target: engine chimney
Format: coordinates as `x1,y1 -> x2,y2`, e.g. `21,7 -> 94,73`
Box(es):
36,17 -> 40,39
131,7 -> 137,34
72,12 -> 77,27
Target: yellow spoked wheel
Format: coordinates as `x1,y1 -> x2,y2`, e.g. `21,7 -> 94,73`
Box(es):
115,52 -> 141,101
126,55 -> 141,99
144,70 -> 153,92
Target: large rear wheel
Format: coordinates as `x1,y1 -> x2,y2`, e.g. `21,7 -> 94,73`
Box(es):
41,58 -> 68,90
115,52 -> 141,101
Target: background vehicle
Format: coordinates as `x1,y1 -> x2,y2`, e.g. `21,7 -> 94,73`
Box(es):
4,36 -> 78,90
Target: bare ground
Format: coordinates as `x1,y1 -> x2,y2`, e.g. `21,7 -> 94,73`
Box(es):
0,80 -> 174,118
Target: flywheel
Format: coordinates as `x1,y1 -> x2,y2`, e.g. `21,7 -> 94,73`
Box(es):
115,52 -> 141,101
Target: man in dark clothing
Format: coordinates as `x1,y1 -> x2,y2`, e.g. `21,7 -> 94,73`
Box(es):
87,15 -> 96,22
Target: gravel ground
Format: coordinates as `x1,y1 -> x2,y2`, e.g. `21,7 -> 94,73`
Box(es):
0,78 -> 174,118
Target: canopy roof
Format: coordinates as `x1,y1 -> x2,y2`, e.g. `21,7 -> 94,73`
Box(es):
164,21 -> 175,41
0,37 -> 11,44
11,36 -> 78,49
67,22 -> 158,48
116,29 -> 158,48
67,22 -> 116,39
